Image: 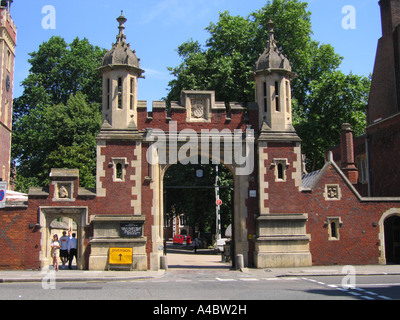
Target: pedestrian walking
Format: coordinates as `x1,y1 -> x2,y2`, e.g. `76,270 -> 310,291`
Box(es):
68,233 -> 78,270
193,236 -> 199,253
50,234 -> 60,271
59,231 -> 69,269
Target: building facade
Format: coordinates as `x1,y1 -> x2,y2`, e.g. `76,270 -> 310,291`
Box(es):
2,4 -> 400,270
332,0 -> 400,263
0,0 -> 16,187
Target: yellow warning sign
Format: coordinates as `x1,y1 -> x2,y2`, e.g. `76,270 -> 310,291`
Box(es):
109,248 -> 133,265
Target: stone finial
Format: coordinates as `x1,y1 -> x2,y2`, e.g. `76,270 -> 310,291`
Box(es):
116,11 -> 127,44
267,20 -> 275,45
255,19 -> 293,74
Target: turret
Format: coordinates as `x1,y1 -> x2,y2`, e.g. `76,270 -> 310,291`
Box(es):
98,12 -> 145,131
254,20 -> 297,136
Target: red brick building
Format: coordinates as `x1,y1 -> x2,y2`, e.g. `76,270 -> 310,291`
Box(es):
2,4 -> 400,270
333,0 -> 400,198
0,0 -> 15,187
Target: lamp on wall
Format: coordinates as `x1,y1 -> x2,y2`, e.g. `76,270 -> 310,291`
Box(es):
29,223 -> 41,230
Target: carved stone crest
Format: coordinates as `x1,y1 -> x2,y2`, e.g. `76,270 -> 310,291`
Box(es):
54,183 -> 73,201
58,185 -> 69,199
324,184 -> 341,201
191,98 -> 206,119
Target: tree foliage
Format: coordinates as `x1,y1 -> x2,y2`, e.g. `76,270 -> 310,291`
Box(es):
295,72 -> 371,170
164,163 -> 234,236
12,37 -> 104,192
166,0 -> 371,171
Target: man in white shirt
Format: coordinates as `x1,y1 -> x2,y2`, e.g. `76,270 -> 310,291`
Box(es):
68,233 -> 78,270
59,231 -> 69,268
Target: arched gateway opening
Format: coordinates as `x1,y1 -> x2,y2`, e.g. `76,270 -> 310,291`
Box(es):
144,117 -> 255,270
162,162 -> 234,269
39,207 -> 89,270
384,215 -> 400,264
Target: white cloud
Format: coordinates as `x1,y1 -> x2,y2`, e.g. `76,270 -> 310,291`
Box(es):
143,67 -> 172,80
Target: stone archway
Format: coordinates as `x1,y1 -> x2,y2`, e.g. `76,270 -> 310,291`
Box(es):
148,154 -> 251,270
39,207 -> 89,270
155,159 -> 249,266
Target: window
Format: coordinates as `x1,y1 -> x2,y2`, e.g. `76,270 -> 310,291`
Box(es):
273,159 -> 288,182
275,81 -> 280,112
277,163 -> 284,180
326,217 -> 342,240
116,163 -> 123,180
330,222 -> 337,238
263,81 -> 268,112
107,79 -> 110,110
285,80 -> 290,113
117,78 -> 123,109
111,157 -> 128,182
180,214 -> 188,225
130,77 -> 134,110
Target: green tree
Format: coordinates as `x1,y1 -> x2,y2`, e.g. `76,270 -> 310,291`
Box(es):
166,0 -> 370,172
167,13 -> 257,105
295,72 -> 371,171
12,37 -> 104,191
164,163 -> 233,237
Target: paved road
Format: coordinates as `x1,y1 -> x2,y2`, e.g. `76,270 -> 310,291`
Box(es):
1,246 -> 400,308
1,269 -> 399,301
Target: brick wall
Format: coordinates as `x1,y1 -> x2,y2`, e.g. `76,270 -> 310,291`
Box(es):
305,163 -> 400,265
96,140 -> 138,215
260,142 -> 304,214
367,113 -> 400,196
0,206 -> 41,270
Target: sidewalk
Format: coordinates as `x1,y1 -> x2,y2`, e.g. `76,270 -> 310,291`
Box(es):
1,250 -> 400,283
242,264 -> 400,278
0,268 -> 166,283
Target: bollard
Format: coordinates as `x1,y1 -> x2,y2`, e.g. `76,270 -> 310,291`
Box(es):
160,255 -> 168,271
236,254 -> 244,270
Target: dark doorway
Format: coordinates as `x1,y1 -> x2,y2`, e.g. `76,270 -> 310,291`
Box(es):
384,215 -> 400,264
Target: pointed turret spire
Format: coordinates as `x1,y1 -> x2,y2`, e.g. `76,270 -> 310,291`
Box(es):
101,12 -> 144,71
255,19 -> 293,74
116,11 -> 127,44
266,19 -> 276,49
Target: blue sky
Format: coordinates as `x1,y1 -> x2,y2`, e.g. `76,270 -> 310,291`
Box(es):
10,0 -> 381,106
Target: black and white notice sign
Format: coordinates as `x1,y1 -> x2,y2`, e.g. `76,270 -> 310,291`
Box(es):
120,222 -> 143,238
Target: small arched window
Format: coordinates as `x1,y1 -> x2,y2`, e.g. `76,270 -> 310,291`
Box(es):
275,81 -> 280,112
273,159 -> 288,182
331,222 -> 337,238
118,78 -> 123,109
277,163 -> 284,180
116,163 -> 123,180
263,81 -> 268,113
327,217 -> 341,240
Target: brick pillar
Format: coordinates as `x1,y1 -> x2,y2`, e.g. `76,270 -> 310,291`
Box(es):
340,123 -> 359,184
379,0 -> 400,36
